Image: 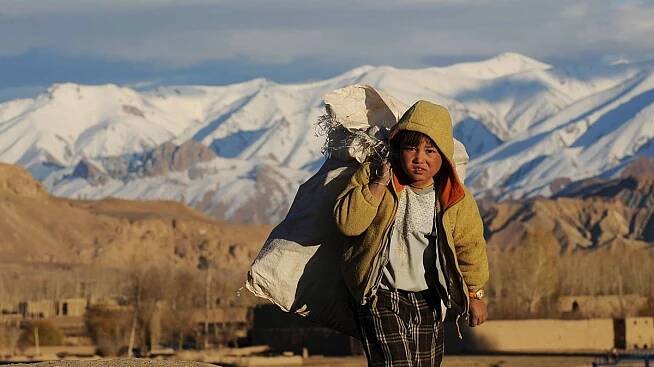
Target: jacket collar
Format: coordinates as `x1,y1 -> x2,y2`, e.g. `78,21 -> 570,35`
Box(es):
391,163 -> 465,210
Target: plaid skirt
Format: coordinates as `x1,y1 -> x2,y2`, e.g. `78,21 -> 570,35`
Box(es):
357,288 -> 444,367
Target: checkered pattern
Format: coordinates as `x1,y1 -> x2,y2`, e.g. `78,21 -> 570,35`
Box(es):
357,288 -> 444,367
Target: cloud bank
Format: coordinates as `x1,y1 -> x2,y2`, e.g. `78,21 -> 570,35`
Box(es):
2,0 -> 654,86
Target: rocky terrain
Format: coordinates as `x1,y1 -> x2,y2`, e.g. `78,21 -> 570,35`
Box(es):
3,156 -> 652,274
481,157 -> 654,251
0,162 -> 270,273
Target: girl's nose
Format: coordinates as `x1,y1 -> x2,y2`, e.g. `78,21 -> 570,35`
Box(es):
414,150 -> 426,162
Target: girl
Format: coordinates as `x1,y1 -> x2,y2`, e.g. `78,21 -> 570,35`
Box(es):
334,100 -> 489,366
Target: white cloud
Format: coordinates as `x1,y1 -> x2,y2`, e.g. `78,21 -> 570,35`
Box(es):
615,3 -> 654,40
1,0 -> 654,68
561,2 -> 591,19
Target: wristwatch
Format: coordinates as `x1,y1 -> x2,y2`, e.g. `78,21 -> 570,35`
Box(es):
469,289 -> 485,300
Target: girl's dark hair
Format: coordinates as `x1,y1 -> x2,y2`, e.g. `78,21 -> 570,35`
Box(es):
390,130 -> 436,156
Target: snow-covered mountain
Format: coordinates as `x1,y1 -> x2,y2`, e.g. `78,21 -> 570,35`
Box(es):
467,66 -> 654,198
1,52 -> 653,223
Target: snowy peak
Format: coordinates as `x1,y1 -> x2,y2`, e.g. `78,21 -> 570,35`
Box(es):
466,67 -> 654,199
0,83 -> 209,171
441,52 -> 551,79
44,82 -> 126,99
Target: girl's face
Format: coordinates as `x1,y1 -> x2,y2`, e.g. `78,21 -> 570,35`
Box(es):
399,136 -> 442,187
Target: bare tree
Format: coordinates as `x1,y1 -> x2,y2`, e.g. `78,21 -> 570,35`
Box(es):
161,269 -> 203,350
486,238 -> 559,318
85,305 -> 132,357
124,263 -> 174,354
0,325 -> 21,357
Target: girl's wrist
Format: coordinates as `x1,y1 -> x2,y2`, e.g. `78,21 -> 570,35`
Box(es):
370,179 -> 390,186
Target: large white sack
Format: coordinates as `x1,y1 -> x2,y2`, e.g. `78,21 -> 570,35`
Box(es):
453,139 -> 470,181
323,84 -> 406,130
246,158 -> 361,337
246,84 -> 471,338
323,84 -> 469,181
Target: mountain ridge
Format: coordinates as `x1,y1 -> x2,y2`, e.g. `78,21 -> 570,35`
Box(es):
1,52 -> 653,223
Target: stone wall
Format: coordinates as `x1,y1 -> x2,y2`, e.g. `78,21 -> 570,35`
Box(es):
446,317 -> 654,353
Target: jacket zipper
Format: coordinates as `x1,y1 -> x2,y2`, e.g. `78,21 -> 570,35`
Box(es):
367,222 -> 394,305
362,182 -> 398,306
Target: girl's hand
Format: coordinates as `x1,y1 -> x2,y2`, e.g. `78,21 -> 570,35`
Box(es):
368,159 -> 391,198
370,159 -> 391,186
468,298 -> 488,327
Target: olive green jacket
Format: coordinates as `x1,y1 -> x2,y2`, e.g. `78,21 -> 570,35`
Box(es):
333,100 -> 489,319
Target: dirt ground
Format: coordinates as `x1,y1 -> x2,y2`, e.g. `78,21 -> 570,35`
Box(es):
302,355 -> 597,367
0,355 -> 601,367
3,359 -> 216,367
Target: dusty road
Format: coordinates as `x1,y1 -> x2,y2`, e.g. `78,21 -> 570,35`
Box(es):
3,355 -> 598,367
303,355 -> 596,367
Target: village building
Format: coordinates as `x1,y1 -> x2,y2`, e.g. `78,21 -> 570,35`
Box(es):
18,298 -> 88,319
615,317 -> 654,350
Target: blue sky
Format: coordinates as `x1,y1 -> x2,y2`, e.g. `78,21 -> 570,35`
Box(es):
2,0 -> 654,89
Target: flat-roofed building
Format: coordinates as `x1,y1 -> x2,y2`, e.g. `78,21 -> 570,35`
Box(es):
18,298 -> 88,319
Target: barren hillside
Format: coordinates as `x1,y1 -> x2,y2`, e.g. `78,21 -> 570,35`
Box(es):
0,162 -> 271,269
482,159 -> 654,252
